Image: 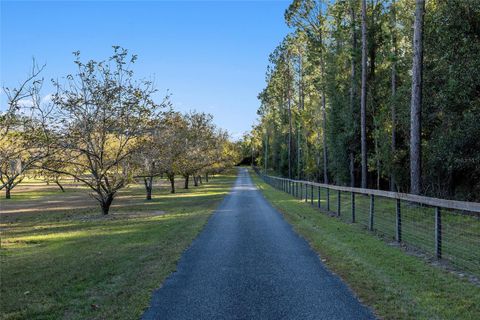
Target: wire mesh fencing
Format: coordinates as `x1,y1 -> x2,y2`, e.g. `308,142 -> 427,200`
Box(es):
255,169 -> 480,278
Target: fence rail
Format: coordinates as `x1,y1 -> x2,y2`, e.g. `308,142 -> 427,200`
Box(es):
254,168 -> 480,278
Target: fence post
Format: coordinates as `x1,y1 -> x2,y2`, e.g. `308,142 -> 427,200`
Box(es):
396,199 -> 402,242
311,184 -> 314,205
351,192 -> 356,223
337,190 -> 341,216
300,182 -> 303,200
369,195 -> 374,231
435,207 -> 442,259
327,188 -> 330,211
318,186 -> 321,208
305,183 -> 308,203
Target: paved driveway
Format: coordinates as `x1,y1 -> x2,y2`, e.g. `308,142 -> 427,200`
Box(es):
142,168 -> 375,320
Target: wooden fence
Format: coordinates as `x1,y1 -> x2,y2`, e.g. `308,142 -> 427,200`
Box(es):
254,168 -> 480,278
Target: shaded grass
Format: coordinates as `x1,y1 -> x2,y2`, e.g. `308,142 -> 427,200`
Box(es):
251,171 -> 480,320
0,187 -> 79,202
0,172 -> 236,320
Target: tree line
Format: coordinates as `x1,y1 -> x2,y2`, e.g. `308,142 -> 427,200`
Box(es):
0,47 -> 240,214
244,0 -> 480,201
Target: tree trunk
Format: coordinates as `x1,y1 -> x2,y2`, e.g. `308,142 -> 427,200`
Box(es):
264,132 -> 268,173
322,91 -> 328,184
168,174 -> 175,193
297,124 -> 301,179
205,173 -> 209,182
350,2 -> 357,188
199,175 -> 203,184
5,186 -> 11,199
369,1 -> 379,189
55,179 -> 65,192
390,0 -> 398,192
184,175 -> 189,189
144,176 -> 153,200
288,97 -> 293,179
349,153 -> 355,188
410,0 -> 425,195
317,23 -> 329,185
100,193 -> 114,215
298,54 -> 305,180
374,133 -> 380,189
194,175 -> 199,187
360,0 -> 368,189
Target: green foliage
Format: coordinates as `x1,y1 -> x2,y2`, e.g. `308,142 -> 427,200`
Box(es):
250,0 -> 480,200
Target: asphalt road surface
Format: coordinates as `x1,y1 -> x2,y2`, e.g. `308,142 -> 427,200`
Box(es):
142,168 -> 375,320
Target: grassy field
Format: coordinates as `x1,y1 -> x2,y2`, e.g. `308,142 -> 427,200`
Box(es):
251,170 -> 480,320
0,172 -> 236,320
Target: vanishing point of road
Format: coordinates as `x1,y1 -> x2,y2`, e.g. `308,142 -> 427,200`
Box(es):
142,168 -> 375,320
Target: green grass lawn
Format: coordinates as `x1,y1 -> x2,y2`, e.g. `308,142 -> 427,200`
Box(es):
0,172 -> 236,320
251,170 -> 480,320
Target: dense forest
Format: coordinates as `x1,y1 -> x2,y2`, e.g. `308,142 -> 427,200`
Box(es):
244,0 -> 480,201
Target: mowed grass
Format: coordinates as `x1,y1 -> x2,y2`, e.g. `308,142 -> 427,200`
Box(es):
0,172 -> 236,320
251,170 -> 480,320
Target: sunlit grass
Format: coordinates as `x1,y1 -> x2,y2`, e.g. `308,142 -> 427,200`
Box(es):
0,171 -> 236,320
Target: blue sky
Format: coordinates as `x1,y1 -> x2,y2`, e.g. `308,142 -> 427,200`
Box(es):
0,0 -> 291,139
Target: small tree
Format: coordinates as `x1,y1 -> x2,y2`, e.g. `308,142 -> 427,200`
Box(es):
1,62 -> 53,198
156,111 -> 188,193
46,47 -> 167,214
33,153 -> 70,192
133,115 -> 175,200
204,130 -> 241,177
133,135 -> 162,200
176,112 -> 217,189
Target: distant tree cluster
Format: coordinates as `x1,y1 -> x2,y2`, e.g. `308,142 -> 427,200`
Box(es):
1,47 -> 240,214
248,0 -> 480,201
